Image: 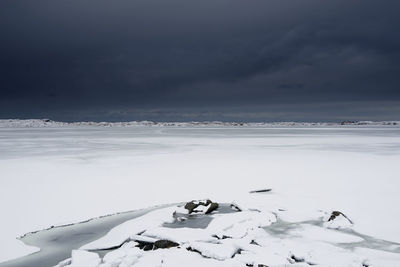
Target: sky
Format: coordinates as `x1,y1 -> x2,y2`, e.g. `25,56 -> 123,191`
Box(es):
0,0 -> 399,122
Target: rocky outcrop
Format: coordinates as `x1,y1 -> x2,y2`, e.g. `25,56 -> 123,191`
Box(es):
135,239 -> 179,251
184,199 -> 219,214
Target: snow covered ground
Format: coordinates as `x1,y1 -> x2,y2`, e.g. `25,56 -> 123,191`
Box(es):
0,124 -> 400,265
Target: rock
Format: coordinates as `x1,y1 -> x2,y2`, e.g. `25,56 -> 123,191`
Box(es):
328,211 -> 353,223
230,203 -> 242,212
135,240 -> 154,250
184,201 -> 199,214
289,254 -> 305,263
205,202 -> 219,214
212,234 -> 231,240
135,238 -> 179,250
324,210 -> 353,229
154,239 -> 179,249
203,199 -> 212,206
186,246 -> 201,254
184,199 -> 219,214
250,240 -> 260,246
143,244 -> 153,251
249,189 -> 272,193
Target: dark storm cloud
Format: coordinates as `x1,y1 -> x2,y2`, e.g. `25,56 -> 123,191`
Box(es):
0,0 -> 399,121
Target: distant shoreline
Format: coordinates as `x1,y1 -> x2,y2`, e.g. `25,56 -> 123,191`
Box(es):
0,119 -> 399,128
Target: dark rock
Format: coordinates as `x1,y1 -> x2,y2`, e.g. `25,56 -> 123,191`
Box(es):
135,239 -> 179,251
154,240 -> 179,249
328,211 -> 353,224
289,254 -> 316,265
143,244 -> 153,251
186,246 -> 202,255
135,240 -> 154,250
205,202 -> 219,214
184,201 -> 199,214
250,240 -> 260,246
184,199 -> 219,214
231,248 -> 243,258
249,189 -> 272,194
290,254 -> 305,263
203,199 -> 212,206
230,203 -> 242,212
212,234 -> 231,240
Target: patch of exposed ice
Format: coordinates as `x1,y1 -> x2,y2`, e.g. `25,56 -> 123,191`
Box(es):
289,224 -> 363,243
81,207 -> 176,250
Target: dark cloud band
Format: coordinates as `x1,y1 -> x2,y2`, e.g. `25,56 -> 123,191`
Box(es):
1,0 -> 399,121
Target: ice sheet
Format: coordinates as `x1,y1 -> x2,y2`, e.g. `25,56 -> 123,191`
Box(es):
1,125 -> 400,263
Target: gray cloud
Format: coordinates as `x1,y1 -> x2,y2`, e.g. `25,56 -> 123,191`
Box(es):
1,0 -> 399,121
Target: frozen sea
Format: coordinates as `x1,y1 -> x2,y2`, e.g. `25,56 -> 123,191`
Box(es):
1,125 -> 400,264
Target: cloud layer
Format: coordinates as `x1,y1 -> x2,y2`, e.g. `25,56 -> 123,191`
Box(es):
1,0 -> 399,121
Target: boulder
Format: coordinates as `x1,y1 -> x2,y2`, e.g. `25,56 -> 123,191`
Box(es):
184,199 -> 219,214
154,240 -> 179,249
135,238 -> 179,250
205,202 -> 219,214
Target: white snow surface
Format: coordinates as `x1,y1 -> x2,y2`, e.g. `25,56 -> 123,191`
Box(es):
55,250 -> 101,267
1,124 -> 400,264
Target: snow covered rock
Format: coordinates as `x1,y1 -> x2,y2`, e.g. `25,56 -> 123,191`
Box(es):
134,238 -> 179,251
154,240 -> 180,249
184,200 -> 219,214
185,241 -> 239,261
323,210 -> 353,229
